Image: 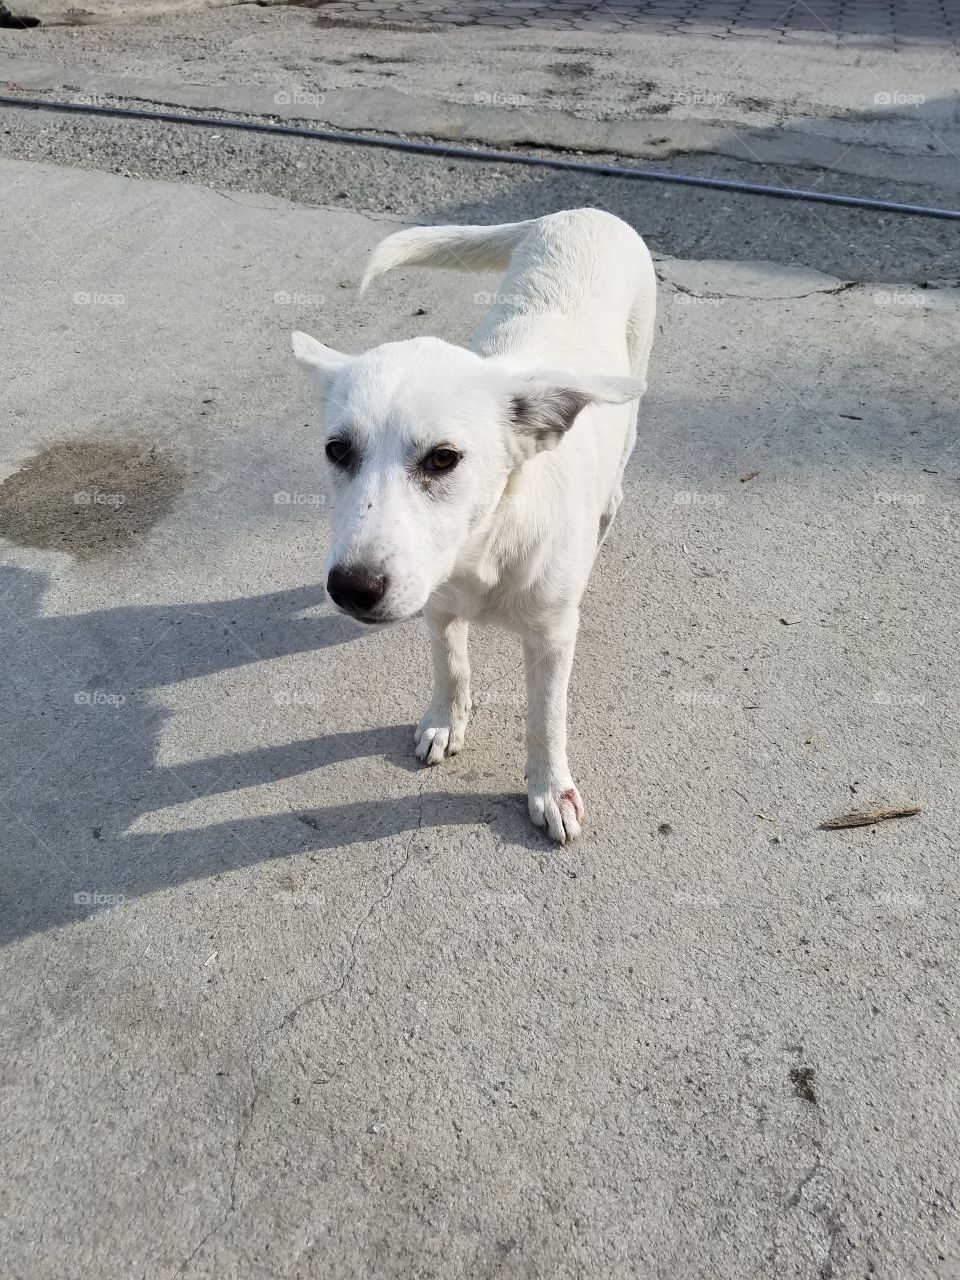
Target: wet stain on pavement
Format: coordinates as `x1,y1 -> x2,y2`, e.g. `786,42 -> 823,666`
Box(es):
0,439 -> 187,560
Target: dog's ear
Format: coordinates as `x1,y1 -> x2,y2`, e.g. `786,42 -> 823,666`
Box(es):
291,331 -> 350,396
507,369 -> 646,454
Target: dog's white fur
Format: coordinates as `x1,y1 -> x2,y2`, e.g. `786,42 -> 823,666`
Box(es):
293,208 -> 656,842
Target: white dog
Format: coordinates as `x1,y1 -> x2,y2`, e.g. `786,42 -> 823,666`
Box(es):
292,208 -> 656,842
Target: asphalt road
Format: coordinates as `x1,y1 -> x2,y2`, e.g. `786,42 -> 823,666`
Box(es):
1,153 -> 958,1279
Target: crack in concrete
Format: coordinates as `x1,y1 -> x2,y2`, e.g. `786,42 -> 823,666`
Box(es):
173,1059 -> 258,1278
818,1206 -> 852,1280
785,1137 -> 823,1209
782,1133 -> 852,1280
657,273 -> 858,302
283,771 -> 427,1030
171,776 -> 428,1277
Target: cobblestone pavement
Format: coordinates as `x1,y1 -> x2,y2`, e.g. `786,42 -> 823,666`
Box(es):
316,0 -> 959,49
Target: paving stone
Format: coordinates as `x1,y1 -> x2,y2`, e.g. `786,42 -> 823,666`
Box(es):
302,0 -> 959,45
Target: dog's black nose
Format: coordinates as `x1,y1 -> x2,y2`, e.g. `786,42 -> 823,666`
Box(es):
327,565 -> 388,615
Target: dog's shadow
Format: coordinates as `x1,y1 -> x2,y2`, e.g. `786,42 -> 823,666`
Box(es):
0,564 -> 534,947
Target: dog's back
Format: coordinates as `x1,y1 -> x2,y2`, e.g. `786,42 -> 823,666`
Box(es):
362,209 -> 656,381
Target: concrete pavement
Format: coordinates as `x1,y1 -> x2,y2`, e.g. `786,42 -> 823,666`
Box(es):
1,156 -> 958,1278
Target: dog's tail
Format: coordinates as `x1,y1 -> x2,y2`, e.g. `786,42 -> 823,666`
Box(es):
360,218 -> 537,293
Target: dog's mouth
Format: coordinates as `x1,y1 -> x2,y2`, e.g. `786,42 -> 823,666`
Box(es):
334,602 -> 408,627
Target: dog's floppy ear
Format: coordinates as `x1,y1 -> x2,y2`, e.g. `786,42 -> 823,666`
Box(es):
291,331 -> 350,396
507,368 -> 646,454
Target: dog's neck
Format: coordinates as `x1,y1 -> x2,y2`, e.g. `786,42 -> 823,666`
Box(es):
451,462 -> 531,593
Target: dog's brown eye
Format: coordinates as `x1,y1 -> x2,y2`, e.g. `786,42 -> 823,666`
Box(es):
325,438 -> 352,467
423,447 -> 460,474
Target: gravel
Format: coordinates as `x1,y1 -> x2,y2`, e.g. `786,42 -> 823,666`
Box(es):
1,99 -> 957,285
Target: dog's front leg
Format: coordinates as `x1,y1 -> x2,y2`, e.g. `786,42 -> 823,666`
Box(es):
414,610 -> 472,765
524,614 -> 584,844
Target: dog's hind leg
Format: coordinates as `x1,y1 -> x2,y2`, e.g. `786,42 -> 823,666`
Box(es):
626,274 -> 657,381
598,486 -> 622,548
599,403 -> 638,550
414,611 -> 472,764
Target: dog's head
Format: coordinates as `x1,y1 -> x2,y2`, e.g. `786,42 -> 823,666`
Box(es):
292,332 -> 644,624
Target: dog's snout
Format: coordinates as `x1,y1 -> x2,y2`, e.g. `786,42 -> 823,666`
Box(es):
327,564 -> 388,616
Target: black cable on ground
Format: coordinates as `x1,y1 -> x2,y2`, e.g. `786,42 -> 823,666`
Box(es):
2,93 -> 958,222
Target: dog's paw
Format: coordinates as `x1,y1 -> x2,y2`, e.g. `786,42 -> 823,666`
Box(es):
414,700 -> 470,765
527,778 -> 584,844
